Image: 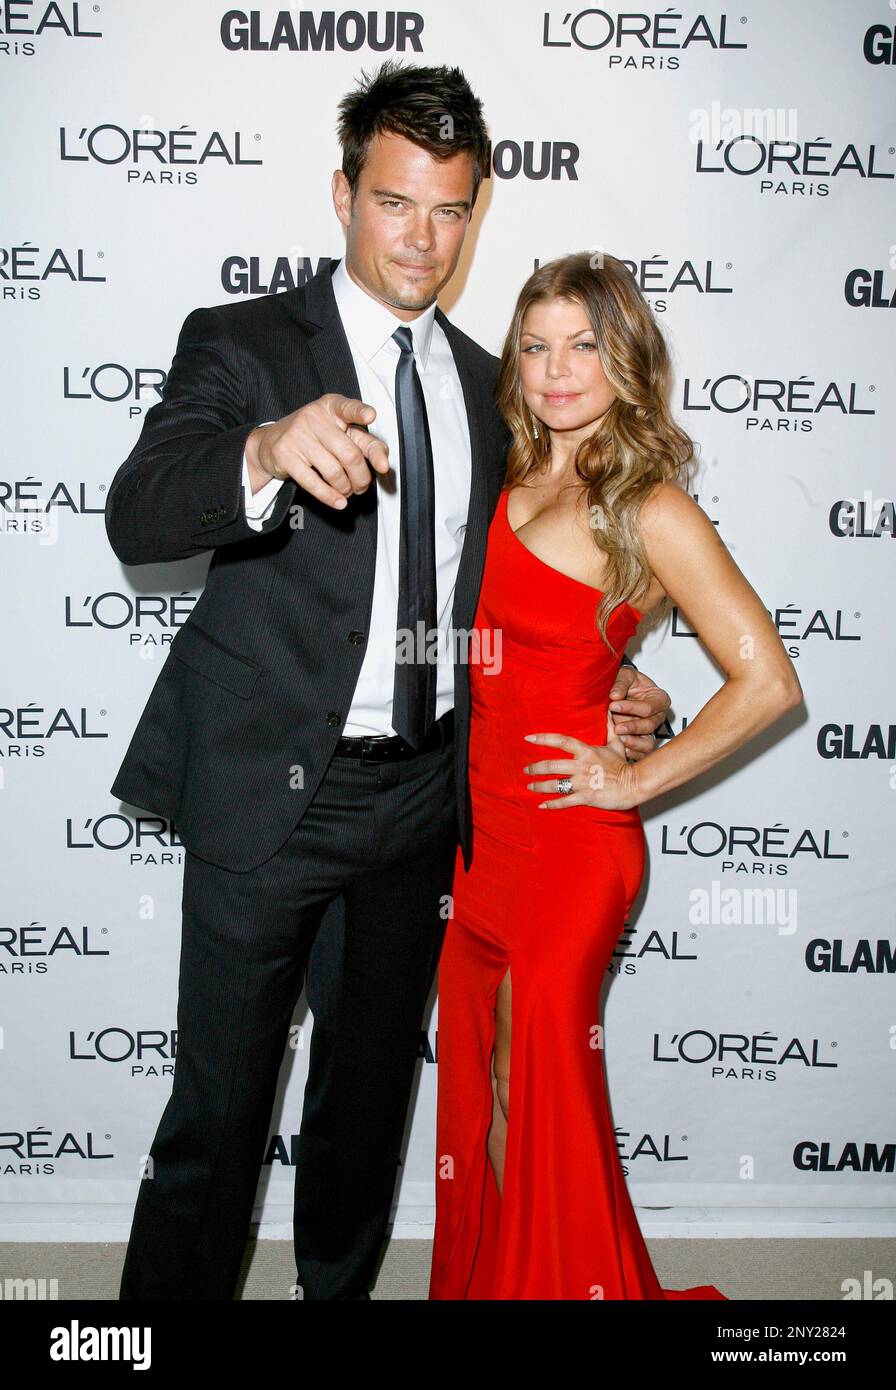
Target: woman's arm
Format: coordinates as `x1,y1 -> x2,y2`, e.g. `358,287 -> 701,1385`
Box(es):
627,481 -> 803,805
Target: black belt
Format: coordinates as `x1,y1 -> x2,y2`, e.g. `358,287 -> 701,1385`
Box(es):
334,709 -> 454,764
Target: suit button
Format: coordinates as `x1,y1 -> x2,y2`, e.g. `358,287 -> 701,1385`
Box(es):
348,630 -> 364,644
326,712 -> 341,727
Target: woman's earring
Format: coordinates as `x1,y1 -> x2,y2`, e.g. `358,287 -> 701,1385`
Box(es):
532,415 -> 540,440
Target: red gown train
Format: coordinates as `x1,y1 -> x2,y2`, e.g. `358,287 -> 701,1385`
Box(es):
428,488 -> 727,1301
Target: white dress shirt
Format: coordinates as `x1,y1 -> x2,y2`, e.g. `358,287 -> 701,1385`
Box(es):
240,259 -> 472,737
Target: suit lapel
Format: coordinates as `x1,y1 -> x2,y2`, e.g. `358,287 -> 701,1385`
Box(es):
285,259 -> 492,641
435,309 -> 490,637
302,260 -> 363,401
294,259 -> 379,570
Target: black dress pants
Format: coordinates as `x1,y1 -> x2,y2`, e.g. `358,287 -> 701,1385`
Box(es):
118,733 -> 457,1300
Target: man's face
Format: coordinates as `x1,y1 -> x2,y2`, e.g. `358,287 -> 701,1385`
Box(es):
333,131 -> 476,319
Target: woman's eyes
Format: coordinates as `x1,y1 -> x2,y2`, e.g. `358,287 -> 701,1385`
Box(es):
521,342 -> 596,353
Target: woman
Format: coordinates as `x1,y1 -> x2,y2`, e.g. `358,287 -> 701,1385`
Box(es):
428,251 -> 802,1301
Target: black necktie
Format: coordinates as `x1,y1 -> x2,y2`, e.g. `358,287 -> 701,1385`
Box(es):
391,324 -> 438,748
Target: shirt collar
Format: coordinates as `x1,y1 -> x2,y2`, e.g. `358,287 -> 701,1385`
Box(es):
332,257 -> 437,370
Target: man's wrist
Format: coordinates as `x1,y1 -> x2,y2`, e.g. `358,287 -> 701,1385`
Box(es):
245,424 -> 281,493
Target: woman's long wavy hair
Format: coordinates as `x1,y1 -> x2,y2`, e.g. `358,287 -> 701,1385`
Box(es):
497,251 -> 697,648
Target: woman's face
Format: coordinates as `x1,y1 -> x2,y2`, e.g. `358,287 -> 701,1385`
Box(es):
518,296 -> 616,441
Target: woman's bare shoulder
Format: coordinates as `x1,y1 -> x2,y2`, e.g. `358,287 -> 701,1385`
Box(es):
639,480 -> 723,553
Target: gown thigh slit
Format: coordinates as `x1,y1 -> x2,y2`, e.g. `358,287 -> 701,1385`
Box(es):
428,490 -> 727,1302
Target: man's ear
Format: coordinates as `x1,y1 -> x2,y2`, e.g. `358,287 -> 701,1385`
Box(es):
332,169 -> 352,229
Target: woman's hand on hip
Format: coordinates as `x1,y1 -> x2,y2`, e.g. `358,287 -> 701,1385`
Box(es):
522,730 -> 641,811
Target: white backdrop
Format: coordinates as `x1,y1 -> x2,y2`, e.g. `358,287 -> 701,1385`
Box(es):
2,0 -> 894,1246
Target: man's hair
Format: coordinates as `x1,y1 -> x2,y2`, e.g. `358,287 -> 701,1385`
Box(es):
336,60 -> 490,206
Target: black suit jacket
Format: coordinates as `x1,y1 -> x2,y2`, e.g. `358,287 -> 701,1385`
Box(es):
105,259 -> 511,872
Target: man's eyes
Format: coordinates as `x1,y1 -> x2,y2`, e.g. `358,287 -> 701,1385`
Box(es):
380,200 -> 461,219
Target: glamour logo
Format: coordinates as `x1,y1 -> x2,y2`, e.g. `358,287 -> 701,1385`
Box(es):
0,243 -> 105,301
806,938 -> 896,974
0,922 -> 108,969
829,497 -> 895,538
542,8 -> 746,65
220,9 -> 423,51
817,724 -> 896,760
659,822 -> 849,870
0,1128 -> 113,1175
264,1098 -> 431,1166
64,592 -> 196,637
654,713 -> 683,743
63,364 -> 166,413
681,372 -> 874,431
844,268 -> 896,308
652,1030 -> 838,1074
262,1134 -> 303,1165
269,1029 -> 445,1065
794,1141 -> 895,1173
863,24 -> 896,64
222,255 -> 334,295
483,140 -> 579,181
66,813 -> 184,866
694,136 -> 894,196
0,2 -> 101,43
69,1029 -> 177,1078
59,125 -> 262,186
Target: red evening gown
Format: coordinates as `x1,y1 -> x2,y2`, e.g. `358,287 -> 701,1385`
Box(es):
428,488 -> 727,1301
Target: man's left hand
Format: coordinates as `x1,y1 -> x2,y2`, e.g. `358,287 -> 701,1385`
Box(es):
605,664 -> 670,762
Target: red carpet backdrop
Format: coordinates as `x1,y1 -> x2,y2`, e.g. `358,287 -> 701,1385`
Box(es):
2,0 -> 894,1242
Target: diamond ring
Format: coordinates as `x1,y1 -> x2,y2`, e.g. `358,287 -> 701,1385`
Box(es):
556,776 -> 574,794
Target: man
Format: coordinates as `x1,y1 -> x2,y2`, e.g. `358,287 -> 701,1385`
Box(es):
107,60 -> 671,1301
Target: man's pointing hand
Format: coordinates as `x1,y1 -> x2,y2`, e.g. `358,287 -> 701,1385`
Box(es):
245,393 -> 391,510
